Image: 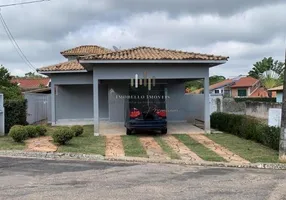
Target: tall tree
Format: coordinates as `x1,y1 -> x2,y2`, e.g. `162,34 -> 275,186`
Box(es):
24,72 -> 44,79
248,57 -> 284,79
0,65 -> 22,100
185,75 -> 226,92
260,70 -> 281,89
209,75 -> 226,85
0,65 -> 12,87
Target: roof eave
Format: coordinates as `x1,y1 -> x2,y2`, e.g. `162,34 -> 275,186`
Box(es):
79,59 -> 228,64
231,85 -> 252,88
37,70 -> 88,74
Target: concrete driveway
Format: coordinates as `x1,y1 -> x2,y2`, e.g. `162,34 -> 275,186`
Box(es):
100,121 -> 204,135
0,157 -> 286,200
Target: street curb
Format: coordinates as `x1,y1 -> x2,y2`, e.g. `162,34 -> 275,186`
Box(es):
106,157 -> 286,170
0,150 -> 285,170
0,150 -> 105,161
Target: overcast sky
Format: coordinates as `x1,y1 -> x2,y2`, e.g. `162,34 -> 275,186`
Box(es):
0,0 -> 286,78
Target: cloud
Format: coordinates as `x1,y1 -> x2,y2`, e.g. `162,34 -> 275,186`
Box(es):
0,0 -> 286,77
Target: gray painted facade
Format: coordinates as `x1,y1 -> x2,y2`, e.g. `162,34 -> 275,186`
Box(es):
47,63 -> 213,134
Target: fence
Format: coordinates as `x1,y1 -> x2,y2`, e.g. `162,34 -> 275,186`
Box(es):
25,93 -> 51,124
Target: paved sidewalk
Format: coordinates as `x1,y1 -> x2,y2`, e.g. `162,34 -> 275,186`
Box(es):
105,135 -> 125,158
189,134 -> 250,164
25,136 -> 57,152
140,137 -> 170,160
162,135 -> 203,162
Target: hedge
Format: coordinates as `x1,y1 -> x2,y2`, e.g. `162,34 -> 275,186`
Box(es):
210,112 -> 280,150
234,97 -> 276,103
52,127 -> 74,145
4,99 -> 28,133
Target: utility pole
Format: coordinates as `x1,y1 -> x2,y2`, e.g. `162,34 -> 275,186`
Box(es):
280,49 -> 286,162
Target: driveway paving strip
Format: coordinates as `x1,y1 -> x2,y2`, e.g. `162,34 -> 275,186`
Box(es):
105,135 -> 125,158
162,135 -> 203,162
139,136 -> 170,160
189,134 -> 250,164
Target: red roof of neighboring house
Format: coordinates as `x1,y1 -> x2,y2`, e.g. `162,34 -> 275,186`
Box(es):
231,77 -> 258,88
11,78 -> 50,89
250,87 -> 269,97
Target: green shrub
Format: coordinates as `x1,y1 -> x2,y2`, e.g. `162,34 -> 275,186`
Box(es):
52,127 -> 74,145
210,112 -> 280,150
71,125 -> 84,137
4,99 -> 27,134
8,125 -> 28,143
35,125 -> 47,136
25,125 -> 38,138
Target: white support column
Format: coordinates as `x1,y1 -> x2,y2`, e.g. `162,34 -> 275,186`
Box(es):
51,83 -> 56,126
93,76 -> 99,136
204,77 -> 211,133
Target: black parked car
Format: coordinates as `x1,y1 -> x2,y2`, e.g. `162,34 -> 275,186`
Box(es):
124,84 -> 167,135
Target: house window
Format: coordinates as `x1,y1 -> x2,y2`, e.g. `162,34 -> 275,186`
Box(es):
215,90 -> 220,94
237,89 -> 247,97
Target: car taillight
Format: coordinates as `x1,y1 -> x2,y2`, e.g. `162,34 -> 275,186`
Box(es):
130,108 -> 141,119
156,110 -> 166,118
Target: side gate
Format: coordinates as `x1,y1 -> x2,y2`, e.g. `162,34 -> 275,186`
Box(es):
25,93 -> 51,124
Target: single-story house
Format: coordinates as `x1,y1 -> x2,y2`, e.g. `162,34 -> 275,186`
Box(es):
11,78 -> 50,91
230,76 -> 268,98
192,76 -> 268,98
37,45 -> 228,135
192,76 -> 242,96
269,86 -> 283,102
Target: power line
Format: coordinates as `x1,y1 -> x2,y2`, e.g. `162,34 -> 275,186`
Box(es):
0,11 -> 36,71
0,0 -> 50,8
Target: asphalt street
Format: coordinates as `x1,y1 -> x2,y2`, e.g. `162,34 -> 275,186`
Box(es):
0,157 -> 286,200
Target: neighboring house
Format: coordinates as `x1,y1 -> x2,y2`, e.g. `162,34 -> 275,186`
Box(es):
191,79 -> 236,95
268,86 -> 283,102
192,76 -> 269,98
37,45 -> 228,135
230,76 -> 268,98
191,76 -> 242,96
11,78 -> 50,91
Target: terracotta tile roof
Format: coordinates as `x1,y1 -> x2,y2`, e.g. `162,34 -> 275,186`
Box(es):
268,85 -> 283,91
11,78 -> 50,89
188,79 -> 234,94
209,79 -> 234,91
250,87 -> 269,97
61,45 -> 112,57
37,60 -> 84,72
231,77 -> 258,88
81,46 -> 229,61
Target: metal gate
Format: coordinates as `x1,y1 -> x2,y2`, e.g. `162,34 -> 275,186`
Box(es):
210,94 -> 223,114
25,93 -> 51,124
0,93 -> 4,135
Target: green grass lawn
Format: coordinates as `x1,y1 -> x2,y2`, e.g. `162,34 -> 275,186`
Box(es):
154,136 -> 180,159
57,125 -> 106,155
121,135 -> 147,157
207,133 -> 279,163
0,136 -> 25,150
174,134 -> 226,162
